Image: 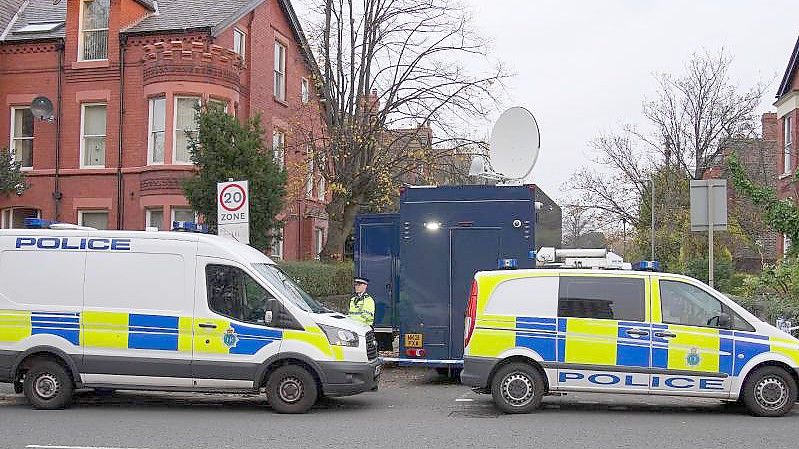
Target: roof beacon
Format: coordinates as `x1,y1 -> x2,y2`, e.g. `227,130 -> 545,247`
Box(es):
536,247 -> 630,270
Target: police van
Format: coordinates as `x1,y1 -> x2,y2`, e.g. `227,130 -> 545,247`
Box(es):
461,268 -> 799,416
0,225 -> 380,413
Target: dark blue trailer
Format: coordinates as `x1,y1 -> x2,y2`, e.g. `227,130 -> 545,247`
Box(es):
354,185 -> 537,368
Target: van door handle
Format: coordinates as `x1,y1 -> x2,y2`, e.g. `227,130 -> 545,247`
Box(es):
626,329 -> 649,337
198,323 -> 217,329
654,331 -> 676,338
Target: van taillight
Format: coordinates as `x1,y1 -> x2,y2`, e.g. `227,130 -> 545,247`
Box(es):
464,280 -> 478,347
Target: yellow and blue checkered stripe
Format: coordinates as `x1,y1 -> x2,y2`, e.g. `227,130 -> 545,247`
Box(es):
471,315 -> 799,376
1,310 -> 283,356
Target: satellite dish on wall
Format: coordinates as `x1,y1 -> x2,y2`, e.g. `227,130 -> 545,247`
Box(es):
488,107 -> 540,181
30,96 -> 54,121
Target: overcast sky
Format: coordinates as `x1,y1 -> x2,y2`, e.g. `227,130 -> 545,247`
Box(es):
464,0 -> 798,200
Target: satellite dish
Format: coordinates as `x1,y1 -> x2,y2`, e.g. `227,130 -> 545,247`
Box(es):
31,96 -> 54,121
489,107 -> 540,181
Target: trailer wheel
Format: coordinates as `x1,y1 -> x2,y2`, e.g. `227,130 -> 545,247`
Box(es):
491,362 -> 545,414
23,360 -> 74,410
266,365 -> 318,414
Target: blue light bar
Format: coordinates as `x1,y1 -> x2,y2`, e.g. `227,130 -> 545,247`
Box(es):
171,221 -> 208,233
498,258 -> 519,270
634,260 -> 661,272
24,218 -> 56,229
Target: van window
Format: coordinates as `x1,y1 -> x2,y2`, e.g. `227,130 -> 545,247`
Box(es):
558,276 -> 645,321
85,252 -> 184,310
0,250 -> 84,307
484,276 -> 558,317
206,264 -> 274,325
659,280 -> 754,331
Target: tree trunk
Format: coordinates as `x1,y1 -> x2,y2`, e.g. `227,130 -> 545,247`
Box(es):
321,194 -> 362,261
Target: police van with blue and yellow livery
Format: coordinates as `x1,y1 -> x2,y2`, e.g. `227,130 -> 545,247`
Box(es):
461,267 -> 799,416
0,224 -> 380,413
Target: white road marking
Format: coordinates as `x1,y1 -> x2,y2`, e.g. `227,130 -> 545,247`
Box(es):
455,398 -> 474,402
27,445 -> 149,449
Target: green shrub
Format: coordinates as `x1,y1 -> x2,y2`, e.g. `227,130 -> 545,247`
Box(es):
277,260 -> 354,297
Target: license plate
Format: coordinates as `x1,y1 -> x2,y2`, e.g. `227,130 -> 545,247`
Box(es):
404,333 -> 423,348
375,365 -> 382,377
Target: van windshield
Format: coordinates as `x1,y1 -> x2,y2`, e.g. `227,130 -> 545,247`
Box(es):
252,263 -> 325,313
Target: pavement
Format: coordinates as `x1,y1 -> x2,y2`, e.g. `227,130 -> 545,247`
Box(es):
1,366 -> 798,449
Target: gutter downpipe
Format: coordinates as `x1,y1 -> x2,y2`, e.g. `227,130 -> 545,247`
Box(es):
54,40 -> 64,220
116,34 -> 126,229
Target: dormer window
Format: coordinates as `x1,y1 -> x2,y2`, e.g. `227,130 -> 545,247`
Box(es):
79,0 -> 110,61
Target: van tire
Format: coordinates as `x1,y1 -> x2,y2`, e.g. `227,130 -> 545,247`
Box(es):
266,365 -> 318,414
741,366 -> 797,417
491,362 -> 545,414
23,360 -> 74,410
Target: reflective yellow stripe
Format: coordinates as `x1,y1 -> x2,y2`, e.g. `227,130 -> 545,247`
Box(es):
666,325 -> 720,372
564,318 -> 617,365
178,316 -> 194,352
193,318 -> 230,354
770,337 -> 799,364
650,277 -> 662,322
0,310 -> 31,342
284,326 -> 342,360
81,311 -> 128,348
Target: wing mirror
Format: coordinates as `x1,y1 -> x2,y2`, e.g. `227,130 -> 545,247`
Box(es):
717,312 -> 732,329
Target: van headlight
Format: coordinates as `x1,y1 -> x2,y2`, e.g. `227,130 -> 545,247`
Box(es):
318,324 -> 359,347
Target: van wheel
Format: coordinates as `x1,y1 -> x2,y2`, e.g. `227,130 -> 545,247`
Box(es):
491,362 -> 545,414
742,366 -> 797,417
23,360 -> 74,410
267,365 -> 318,414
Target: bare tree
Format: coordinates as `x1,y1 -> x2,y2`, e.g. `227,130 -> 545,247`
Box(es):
639,49 -> 764,179
298,0 -> 506,260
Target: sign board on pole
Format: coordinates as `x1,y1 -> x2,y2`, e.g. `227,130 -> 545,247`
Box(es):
217,180 -> 250,244
690,180 -> 728,231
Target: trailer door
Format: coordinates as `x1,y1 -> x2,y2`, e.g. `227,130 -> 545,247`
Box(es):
449,228 -> 501,359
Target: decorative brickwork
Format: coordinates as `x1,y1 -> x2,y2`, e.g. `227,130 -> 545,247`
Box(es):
141,40 -> 243,91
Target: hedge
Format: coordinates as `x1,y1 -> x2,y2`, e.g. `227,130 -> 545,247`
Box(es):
277,260 -> 354,298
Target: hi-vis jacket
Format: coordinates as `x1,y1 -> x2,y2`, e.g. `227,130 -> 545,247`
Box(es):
348,294 -> 375,326
461,269 -> 799,399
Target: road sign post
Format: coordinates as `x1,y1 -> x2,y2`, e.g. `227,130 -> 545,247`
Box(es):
690,179 -> 727,288
217,180 -> 250,244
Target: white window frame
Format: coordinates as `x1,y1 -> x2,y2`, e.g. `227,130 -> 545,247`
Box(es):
784,233 -> 792,255
314,227 -> 324,259
78,0 -> 109,61
145,208 -> 164,230
271,227 -> 284,260
274,41 -> 287,101
1,207 -> 40,229
233,28 -> 246,60
785,115 -> 794,176
147,97 -> 166,165
317,175 -> 326,201
79,103 -> 107,168
173,96 -> 201,165
77,210 -> 109,229
207,98 -> 228,113
273,130 -> 285,168
301,77 -> 309,104
171,208 -> 198,226
10,106 -> 34,170
305,156 -> 314,198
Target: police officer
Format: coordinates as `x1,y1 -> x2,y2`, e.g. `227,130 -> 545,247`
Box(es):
348,277 -> 375,327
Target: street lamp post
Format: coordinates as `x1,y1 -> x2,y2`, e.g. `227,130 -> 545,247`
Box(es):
649,178 -> 655,261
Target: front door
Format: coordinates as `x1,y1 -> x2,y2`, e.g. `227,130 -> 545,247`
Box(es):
557,275 -> 652,392
649,277 -> 734,395
192,258 -> 283,389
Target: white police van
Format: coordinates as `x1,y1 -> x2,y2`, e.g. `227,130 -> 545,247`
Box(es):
461,267 -> 799,416
0,224 -> 380,413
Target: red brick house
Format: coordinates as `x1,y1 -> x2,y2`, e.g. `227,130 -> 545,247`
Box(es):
0,0 -> 329,260
775,34 -> 799,255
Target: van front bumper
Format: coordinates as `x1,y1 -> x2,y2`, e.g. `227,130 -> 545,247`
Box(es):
460,356 -> 498,389
318,359 -> 382,397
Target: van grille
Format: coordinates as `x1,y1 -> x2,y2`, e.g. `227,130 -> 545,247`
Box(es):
366,331 -> 378,360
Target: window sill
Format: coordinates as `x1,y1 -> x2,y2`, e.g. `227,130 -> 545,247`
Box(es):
273,96 -> 289,107
779,173 -> 794,180
72,60 -> 110,70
